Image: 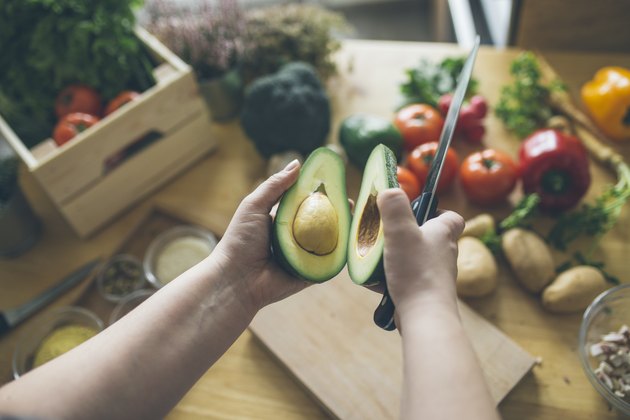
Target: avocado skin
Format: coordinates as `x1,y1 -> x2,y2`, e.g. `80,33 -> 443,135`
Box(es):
271,226 -> 303,279
349,144 -> 399,287
339,115 -> 403,169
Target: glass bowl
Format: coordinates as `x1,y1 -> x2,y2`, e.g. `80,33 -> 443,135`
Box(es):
143,225 -> 218,289
12,306 -> 104,379
109,288 -> 155,326
579,283 -> 630,415
96,254 -> 146,303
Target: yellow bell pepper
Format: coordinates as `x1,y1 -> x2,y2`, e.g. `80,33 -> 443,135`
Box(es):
581,66 -> 630,141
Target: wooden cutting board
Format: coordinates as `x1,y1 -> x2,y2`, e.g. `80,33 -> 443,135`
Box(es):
250,269 -> 535,419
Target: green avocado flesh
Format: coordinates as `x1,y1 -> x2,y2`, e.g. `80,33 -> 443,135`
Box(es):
347,144 -> 399,286
273,147 -> 351,282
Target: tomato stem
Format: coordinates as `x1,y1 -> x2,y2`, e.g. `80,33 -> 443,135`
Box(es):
482,158 -> 496,169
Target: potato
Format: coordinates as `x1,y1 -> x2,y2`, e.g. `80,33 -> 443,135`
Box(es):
542,266 -> 608,313
456,236 -> 498,297
501,228 -> 555,293
461,213 -> 495,239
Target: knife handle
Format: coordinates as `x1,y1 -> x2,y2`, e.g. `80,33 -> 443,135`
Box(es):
412,192 -> 438,225
373,193 -> 439,331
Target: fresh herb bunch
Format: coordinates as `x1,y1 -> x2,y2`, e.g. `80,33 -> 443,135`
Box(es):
494,52 -> 564,138
145,0 -> 245,81
399,57 -> 479,109
0,156 -> 19,211
547,163 -> 630,251
481,194 -> 541,253
0,0 -> 156,148
240,4 -> 349,83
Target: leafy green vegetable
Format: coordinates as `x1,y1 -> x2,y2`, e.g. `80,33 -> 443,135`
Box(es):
547,163 -> 630,251
399,57 -> 479,109
481,194 -> 541,253
0,0 -> 156,148
494,52 -> 564,138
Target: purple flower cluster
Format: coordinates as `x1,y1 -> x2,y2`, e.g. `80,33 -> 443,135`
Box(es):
145,0 -> 245,80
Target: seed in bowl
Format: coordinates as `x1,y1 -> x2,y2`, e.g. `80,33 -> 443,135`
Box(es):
590,324 -> 630,399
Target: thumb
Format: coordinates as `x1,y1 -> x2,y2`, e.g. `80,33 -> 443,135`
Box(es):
242,159 -> 301,214
376,188 -> 417,236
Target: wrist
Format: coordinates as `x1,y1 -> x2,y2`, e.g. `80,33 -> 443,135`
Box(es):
201,252 -> 260,320
396,292 -> 460,331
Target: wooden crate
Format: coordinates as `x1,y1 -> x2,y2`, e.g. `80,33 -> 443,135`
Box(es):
0,27 -> 216,238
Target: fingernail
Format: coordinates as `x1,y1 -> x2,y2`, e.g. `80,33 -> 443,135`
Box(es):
283,159 -> 300,172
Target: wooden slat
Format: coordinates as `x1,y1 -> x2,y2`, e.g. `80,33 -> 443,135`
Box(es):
59,112 -> 216,237
31,72 -> 204,204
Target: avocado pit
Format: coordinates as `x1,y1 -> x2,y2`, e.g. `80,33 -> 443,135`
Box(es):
292,191 -> 339,255
357,193 -> 380,257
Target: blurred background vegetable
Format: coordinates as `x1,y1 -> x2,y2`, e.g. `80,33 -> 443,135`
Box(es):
581,66 -> 630,141
494,52 -> 561,139
0,0 -> 156,148
240,62 -> 330,158
519,129 -> 591,212
240,4 -> 350,83
394,104 -> 444,151
339,114 -> 403,168
398,56 -> 479,109
144,0 -> 245,81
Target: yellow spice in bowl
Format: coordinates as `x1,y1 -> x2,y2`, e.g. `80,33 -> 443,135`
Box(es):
33,325 -> 98,368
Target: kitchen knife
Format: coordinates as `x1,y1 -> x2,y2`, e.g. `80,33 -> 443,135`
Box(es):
374,36 -> 481,331
0,258 -> 101,336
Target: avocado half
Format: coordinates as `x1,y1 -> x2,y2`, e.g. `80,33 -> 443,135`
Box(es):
272,147 -> 351,282
347,144 -> 399,286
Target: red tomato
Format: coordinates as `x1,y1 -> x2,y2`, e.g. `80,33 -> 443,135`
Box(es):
55,85 -> 102,119
105,91 -> 141,116
53,113 -> 100,146
460,149 -> 519,205
406,142 -> 459,193
396,166 -> 421,200
394,104 -> 444,151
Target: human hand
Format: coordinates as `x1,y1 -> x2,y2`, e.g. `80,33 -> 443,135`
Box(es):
377,188 -> 464,321
210,159 -> 310,314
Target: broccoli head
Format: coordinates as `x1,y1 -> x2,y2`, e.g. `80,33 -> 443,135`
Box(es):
241,62 -> 331,158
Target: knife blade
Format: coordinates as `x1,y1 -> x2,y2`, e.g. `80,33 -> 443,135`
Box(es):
0,258 -> 101,336
374,36 -> 481,331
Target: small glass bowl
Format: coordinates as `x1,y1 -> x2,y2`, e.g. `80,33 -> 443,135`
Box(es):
12,306 -> 104,379
143,225 -> 218,289
96,254 -> 146,303
579,283 -> 630,415
109,288 -> 155,326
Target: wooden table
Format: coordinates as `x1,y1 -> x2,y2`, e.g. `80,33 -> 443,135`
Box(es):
1,40 -> 630,419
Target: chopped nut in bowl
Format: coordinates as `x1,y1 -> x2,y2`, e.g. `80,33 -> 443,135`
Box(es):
579,283 -> 630,415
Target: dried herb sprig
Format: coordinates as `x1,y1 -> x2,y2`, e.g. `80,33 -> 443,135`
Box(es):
240,4 -> 350,83
145,0 -> 246,80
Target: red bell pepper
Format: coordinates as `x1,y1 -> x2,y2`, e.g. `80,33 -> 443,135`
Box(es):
519,129 -> 591,212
